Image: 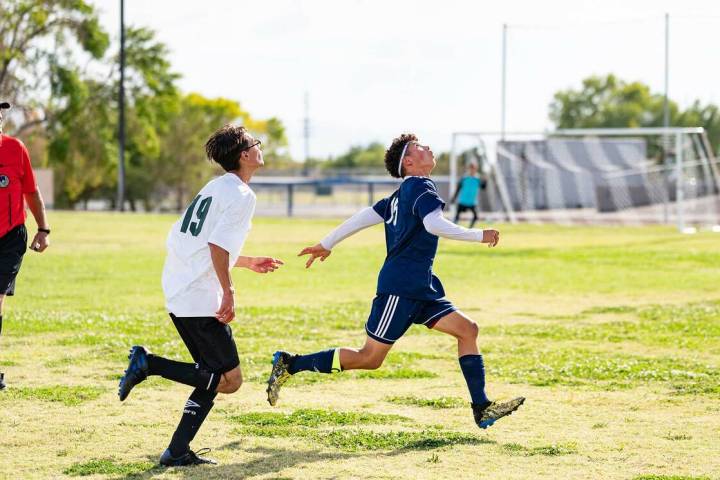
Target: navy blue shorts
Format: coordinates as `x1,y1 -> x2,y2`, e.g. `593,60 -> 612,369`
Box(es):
365,294 -> 457,344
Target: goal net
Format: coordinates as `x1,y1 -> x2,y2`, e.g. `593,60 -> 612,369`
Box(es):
449,128 -> 720,232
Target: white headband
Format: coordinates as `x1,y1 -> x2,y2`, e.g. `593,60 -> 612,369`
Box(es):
397,142 -> 410,177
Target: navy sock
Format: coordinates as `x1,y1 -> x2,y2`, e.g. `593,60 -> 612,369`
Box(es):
288,348 -> 336,374
459,354 -> 490,406
147,354 -> 220,392
168,388 -> 217,457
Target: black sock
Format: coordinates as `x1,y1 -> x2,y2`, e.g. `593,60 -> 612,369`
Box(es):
0,314 -> 3,335
147,354 -> 220,392
168,388 -> 217,457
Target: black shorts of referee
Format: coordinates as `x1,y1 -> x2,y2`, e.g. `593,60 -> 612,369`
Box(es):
0,224 -> 27,300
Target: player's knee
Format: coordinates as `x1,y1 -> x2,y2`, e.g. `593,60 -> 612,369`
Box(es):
364,354 -> 385,370
220,379 -> 242,394
461,320 -> 479,340
226,377 -> 243,393
218,370 -> 243,394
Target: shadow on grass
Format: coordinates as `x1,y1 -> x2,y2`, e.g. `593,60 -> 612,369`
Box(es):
108,433 -> 495,479
114,445 -> 356,480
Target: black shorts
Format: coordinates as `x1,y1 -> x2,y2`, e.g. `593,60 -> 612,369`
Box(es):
170,314 -> 240,374
0,224 -> 27,296
457,204 -> 478,214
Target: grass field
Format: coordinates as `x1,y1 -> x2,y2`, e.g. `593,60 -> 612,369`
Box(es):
1,211 -> 719,479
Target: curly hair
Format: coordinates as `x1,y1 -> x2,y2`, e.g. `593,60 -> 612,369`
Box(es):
204,124 -> 254,172
384,133 -> 418,178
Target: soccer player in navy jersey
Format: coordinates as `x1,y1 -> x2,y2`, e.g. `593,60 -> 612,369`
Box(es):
266,133 -> 524,429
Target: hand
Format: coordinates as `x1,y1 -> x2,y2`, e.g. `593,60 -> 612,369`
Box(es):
247,256 -> 284,274
30,232 -> 49,253
216,289 -> 236,324
482,229 -> 500,248
298,243 -> 331,269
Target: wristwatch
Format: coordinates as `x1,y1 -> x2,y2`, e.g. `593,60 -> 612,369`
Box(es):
38,228 -> 51,235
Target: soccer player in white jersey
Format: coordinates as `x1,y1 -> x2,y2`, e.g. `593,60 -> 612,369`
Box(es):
267,133 -> 524,430
117,125 -> 283,466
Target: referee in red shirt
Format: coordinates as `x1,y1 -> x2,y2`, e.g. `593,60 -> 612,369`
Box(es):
0,102 -> 51,390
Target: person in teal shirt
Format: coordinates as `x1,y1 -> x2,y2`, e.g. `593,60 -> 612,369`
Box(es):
451,163 -> 485,228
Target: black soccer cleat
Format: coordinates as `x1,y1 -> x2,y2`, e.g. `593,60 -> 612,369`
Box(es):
473,396 -> 525,429
266,350 -> 295,406
0,372 -> 5,390
159,448 -> 217,466
118,345 -> 149,401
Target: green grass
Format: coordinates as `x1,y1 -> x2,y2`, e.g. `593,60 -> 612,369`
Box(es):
501,442 -> 579,456
233,425 -> 489,452
3,385 -> 104,406
384,395 -> 467,409
632,476 -> 712,480
229,408 -> 411,427
1,212 -> 719,479
63,458 -> 157,476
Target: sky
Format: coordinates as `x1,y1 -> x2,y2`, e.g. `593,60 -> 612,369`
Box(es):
95,0 -> 720,160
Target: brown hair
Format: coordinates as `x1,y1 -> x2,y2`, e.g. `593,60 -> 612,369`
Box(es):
204,124 -> 254,172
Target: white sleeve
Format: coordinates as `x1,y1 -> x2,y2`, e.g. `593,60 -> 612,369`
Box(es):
422,207 -> 484,242
208,198 -> 255,254
320,206 -> 384,250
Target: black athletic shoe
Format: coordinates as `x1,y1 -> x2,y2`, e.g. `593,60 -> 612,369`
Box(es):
473,397 -> 525,429
0,372 -> 5,390
266,351 -> 295,406
118,346 -> 149,401
159,448 -> 217,466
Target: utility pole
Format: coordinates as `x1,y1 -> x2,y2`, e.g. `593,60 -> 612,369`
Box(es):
501,23 -> 507,141
117,0 -> 126,211
303,91 -> 310,164
662,13 -> 670,223
663,13 -> 670,133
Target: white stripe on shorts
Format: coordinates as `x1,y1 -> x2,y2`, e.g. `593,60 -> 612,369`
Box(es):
379,295 -> 400,337
377,295 -> 400,338
374,295 -> 397,337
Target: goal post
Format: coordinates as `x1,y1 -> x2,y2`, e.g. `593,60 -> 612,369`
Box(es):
449,127 -> 720,232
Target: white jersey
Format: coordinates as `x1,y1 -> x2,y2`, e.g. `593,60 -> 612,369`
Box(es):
162,173 -> 256,316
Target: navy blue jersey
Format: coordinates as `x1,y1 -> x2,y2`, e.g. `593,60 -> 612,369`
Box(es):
372,177 -> 446,300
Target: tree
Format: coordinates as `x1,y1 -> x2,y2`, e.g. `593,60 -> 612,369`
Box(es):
322,142 -> 386,170
157,93 -> 290,210
1,2 -> 292,209
549,74 -> 720,153
47,26 -> 180,208
0,0 -> 109,135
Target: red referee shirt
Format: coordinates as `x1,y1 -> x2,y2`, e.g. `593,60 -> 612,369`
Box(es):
0,134 -> 38,238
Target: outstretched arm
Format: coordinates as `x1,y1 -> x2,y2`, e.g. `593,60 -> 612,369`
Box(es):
422,207 -> 499,247
235,256 -> 284,273
299,206 -> 384,268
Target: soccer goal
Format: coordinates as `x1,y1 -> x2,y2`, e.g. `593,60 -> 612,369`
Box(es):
449,128 -> 720,232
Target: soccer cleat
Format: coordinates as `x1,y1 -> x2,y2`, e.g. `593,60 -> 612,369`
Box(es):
0,372 -> 5,390
159,448 -> 217,466
118,346 -> 150,401
266,350 -> 295,406
473,396 -> 525,429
